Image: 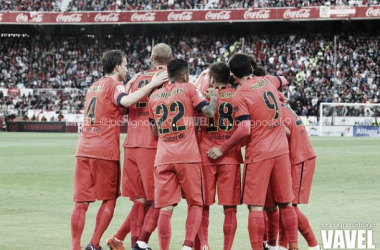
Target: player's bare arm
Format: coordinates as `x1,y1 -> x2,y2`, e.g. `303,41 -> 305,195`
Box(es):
120,72 -> 168,108
193,69 -> 209,89
151,122 -> 158,137
201,88 -> 218,118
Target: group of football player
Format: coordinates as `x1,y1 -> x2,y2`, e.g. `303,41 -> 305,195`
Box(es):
70,43 -> 320,250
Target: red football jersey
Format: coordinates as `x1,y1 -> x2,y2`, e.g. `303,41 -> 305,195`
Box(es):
198,86 -> 243,165
233,76 -> 289,163
281,103 -> 316,165
123,67 -> 166,148
76,77 -> 127,161
148,82 -> 208,166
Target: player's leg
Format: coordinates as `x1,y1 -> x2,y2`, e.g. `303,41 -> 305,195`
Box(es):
154,164 -> 182,250
264,185 -> 279,250
177,163 -> 204,250
292,158 -> 319,249
278,212 -> 288,249
158,206 -> 174,250
91,199 -> 117,248
196,164 -> 217,250
123,148 -> 151,247
271,154 -> 298,250
222,205 -> 237,250
294,205 -> 320,249
108,148 -> 140,249
71,202 -> 89,250
247,205 -> 266,250
90,158 -> 120,249
108,211 -> 131,249
263,211 -> 268,248
217,164 -> 241,250
134,148 -> 159,250
72,157 -> 96,250
241,161 -> 272,250
134,205 -> 160,250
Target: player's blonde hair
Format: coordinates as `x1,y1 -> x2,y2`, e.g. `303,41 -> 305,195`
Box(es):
151,43 -> 172,65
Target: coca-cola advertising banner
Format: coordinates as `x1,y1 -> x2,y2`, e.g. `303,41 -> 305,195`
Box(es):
0,7 -> 379,25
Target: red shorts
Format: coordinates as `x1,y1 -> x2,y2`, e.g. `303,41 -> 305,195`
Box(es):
73,157 -> 120,202
242,154 -> 293,206
292,158 -> 316,204
202,164 -> 241,206
122,147 -> 156,201
154,163 -> 204,208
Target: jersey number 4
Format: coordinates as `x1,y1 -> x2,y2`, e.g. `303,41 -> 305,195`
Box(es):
86,97 -> 97,125
155,101 -> 186,134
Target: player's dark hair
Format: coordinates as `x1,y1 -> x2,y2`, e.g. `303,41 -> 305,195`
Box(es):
167,59 -> 188,81
253,67 -> 266,76
102,50 -> 126,75
228,53 -> 256,78
209,62 -> 230,84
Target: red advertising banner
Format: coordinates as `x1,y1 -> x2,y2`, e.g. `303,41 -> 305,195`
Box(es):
0,7 -> 379,25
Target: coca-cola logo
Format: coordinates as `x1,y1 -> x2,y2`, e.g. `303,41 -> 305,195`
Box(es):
205,10 -> 231,20
16,13 -> 43,23
167,12 -> 193,21
94,13 -> 120,22
56,14 -> 82,23
283,9 -> 311,19
131,13 -> 156,22
244,9 -> 270,20
366,7 -> 380,17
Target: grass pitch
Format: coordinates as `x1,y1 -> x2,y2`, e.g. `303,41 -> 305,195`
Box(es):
0,133 -> 379,250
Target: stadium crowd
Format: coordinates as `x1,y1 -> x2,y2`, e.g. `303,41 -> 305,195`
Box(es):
1,33 -> 379,117
1,0 -> 379,12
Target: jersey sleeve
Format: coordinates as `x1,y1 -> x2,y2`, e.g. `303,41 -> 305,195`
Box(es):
233,92 -> 251,122
148,99 -> 155,125
266,75 -> 288,90
111,83 -> 128,106
188,83 -> 208,112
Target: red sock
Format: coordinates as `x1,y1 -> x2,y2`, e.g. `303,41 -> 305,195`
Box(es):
223,208 -> 237,250
91,200 -> 116,248
158,210 -> 172,250
114,209 -> 132,241
280,206 -> 298,249
248,211 -> 265,250
130,200 -> 146,246
194,235 -> 201,250
195,205 -> 209,249
138,206 -> 160,243
71,203 -> 89,250
263,211 -> 268,242
184,206 -> 202,247
294,206 -> 318,247
202,206 -> 210,243
266,209 -> 279,246
278,212 -> 288,248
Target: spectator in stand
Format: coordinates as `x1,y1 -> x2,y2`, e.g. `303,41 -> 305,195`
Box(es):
0,0 -> 60,11
0,33 -> 379,116
4,0 -> 378,11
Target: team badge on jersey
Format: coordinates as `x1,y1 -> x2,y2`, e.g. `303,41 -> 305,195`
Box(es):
117,85 -> 126,93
